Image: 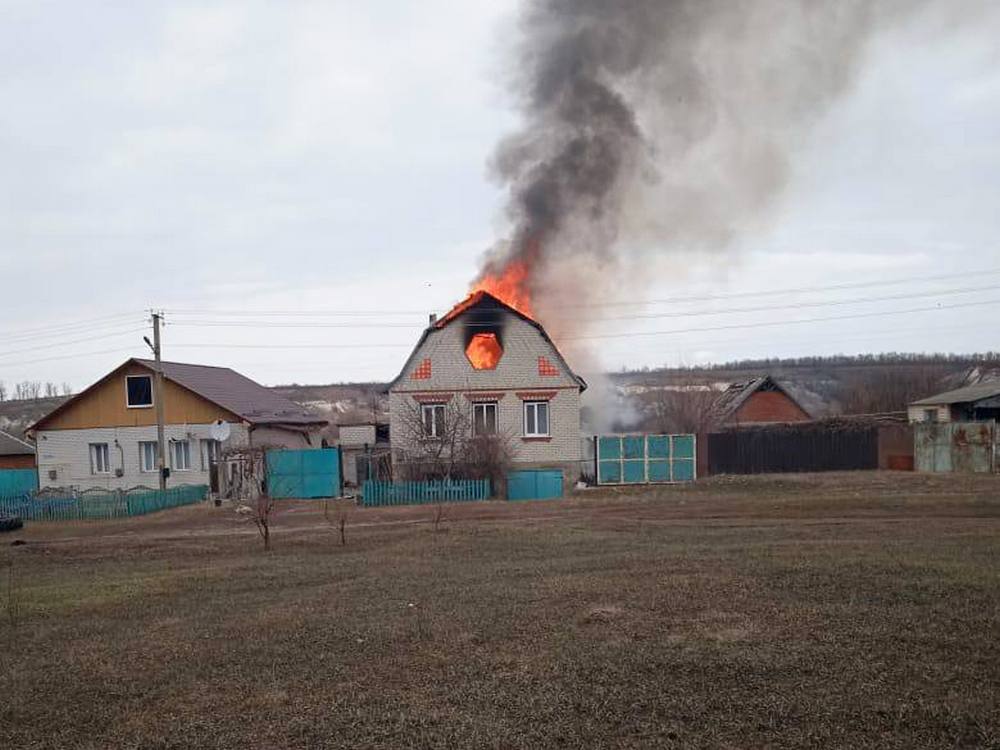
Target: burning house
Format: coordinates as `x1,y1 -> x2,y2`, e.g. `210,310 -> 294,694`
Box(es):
387,290 -> 586,488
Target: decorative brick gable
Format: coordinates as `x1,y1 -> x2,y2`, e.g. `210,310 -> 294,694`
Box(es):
538,356 -> 559,376
411,358 -> 432,380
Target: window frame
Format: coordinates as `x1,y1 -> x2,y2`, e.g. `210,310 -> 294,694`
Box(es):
139,441 -> 158,473
172,439 -> 191,471
523,400 -> 550,437
472,401 -> 499,436
125,375 -> 154,409
89,442 -> 110,475
421,403 -> 446,439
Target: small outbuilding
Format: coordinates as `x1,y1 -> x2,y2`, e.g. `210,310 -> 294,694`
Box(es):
0,429 -> 35,470
710,375 -> 811,427
908,381 -> 1000,424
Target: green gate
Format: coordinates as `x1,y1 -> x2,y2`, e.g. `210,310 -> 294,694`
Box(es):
596,434 -> 696,485
266,448 -> 341,499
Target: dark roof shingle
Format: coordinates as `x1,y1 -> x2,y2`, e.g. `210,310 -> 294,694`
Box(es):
0,429 -> 34,456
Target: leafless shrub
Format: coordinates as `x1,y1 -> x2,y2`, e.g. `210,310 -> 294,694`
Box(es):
394,399 -> 516,491
222,445 -> 277,552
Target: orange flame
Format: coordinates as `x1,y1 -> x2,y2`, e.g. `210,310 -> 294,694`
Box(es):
466,332 -> 503,370
473,260 -> 533,318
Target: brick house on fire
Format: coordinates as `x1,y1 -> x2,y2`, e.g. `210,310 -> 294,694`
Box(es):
388,291 -> 586,487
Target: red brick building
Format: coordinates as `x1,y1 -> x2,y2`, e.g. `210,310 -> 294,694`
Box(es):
0,429 -> 36,470
710,375 -> 811,427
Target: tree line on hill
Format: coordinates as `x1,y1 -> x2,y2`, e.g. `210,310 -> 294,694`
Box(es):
0,381 -> 73,402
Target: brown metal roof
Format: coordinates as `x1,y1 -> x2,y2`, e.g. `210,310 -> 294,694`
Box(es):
133,359 -> 327,426
31,359 -> 327,432
0,429 -> 34,456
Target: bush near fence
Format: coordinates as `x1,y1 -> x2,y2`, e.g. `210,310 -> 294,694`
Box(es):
0,484 -> 208,522
361,479 -> 491,507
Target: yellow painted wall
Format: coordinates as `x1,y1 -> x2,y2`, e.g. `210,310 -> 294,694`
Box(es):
38,363 -> 240,430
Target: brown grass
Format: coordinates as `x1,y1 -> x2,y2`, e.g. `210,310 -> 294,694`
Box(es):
1,471 -> 999,749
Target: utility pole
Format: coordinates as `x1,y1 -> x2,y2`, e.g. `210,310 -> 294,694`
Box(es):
151,311 -> 167,490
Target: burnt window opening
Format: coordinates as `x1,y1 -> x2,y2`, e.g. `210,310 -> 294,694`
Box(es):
466,333 -> 503,370
464,304 -> 505,370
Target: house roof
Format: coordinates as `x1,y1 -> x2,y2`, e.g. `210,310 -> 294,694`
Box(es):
389,290 -> 587,391
911,380 -> 1000,406
710,375 -> 809,424
31,358 -> 327,432
0,429 -> 34,456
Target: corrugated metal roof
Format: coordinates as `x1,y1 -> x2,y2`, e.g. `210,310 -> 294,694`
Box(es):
133,359 -> 327,426
911,380 -> 1000,406
0,429 -> 34,456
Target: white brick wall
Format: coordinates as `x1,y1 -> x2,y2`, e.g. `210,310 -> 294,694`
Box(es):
35,423 -> 249,490
389,311 -> 583,470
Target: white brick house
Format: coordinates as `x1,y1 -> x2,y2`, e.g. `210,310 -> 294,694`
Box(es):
28,359 -> 327,491
388,291 -> 587,485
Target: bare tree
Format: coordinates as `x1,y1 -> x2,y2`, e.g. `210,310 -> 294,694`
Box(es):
642,386 -> 720,434
222,445 -> 276,551
61,382 -> 73,397
839,368 -> 944,415
393,398 -> 516,499
0,381 -> 6,402
44,382 -> 58,398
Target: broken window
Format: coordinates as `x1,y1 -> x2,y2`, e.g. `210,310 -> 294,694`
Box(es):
422,404 -> 446,438
466,333 -> 503,370
473,402 -> 498,436
523,401 -> 550,437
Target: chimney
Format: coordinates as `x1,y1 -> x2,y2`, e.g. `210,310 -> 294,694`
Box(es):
429,313 -> 437,325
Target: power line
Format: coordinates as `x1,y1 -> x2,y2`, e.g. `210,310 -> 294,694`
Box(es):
566,297 -> 1000,341
0,327 -> 148,359
0,312 -> 143,341
0,317 -> 149,346
162,267 -> 1000,317
0,346 -> 139,367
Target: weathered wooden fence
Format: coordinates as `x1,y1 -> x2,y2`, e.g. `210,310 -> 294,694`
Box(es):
0,484 -> 208,522
361,479 -> 490,507
708,426 -> 878,474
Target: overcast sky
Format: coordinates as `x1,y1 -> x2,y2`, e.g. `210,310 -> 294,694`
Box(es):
2,1 -> 999,390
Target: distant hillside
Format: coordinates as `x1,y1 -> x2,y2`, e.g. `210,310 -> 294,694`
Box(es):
2,354 -> 997,443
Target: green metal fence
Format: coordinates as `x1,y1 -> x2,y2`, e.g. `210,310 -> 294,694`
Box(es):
361,479 -> 491,507
0,484 -> 208,522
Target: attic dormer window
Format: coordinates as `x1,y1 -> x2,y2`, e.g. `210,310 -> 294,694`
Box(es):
126,375 -> 153,408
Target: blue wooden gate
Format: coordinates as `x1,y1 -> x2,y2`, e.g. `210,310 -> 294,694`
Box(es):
506,469 -> 564,501
596,434 -> 696,485
0,469 -> 38,497
266,449 -> 341,499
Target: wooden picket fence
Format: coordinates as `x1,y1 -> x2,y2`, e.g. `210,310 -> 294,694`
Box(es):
361,479 -> 491,507
0,484 -> 208,522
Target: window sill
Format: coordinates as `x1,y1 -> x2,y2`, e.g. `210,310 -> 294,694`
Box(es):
522,436 -> 552,442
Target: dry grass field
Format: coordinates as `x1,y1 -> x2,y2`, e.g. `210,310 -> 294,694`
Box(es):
1,472 -> 998,749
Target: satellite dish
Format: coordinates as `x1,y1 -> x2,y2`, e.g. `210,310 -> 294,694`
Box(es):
210,420 -> 231,442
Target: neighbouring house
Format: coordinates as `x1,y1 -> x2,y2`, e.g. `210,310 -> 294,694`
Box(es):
908,381 -> 1000,424
710,375 -> 811,427
27,358 -> 327,490
338,422 -> 390,488
387,291 -> 587,488
0,429 -> 35,469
